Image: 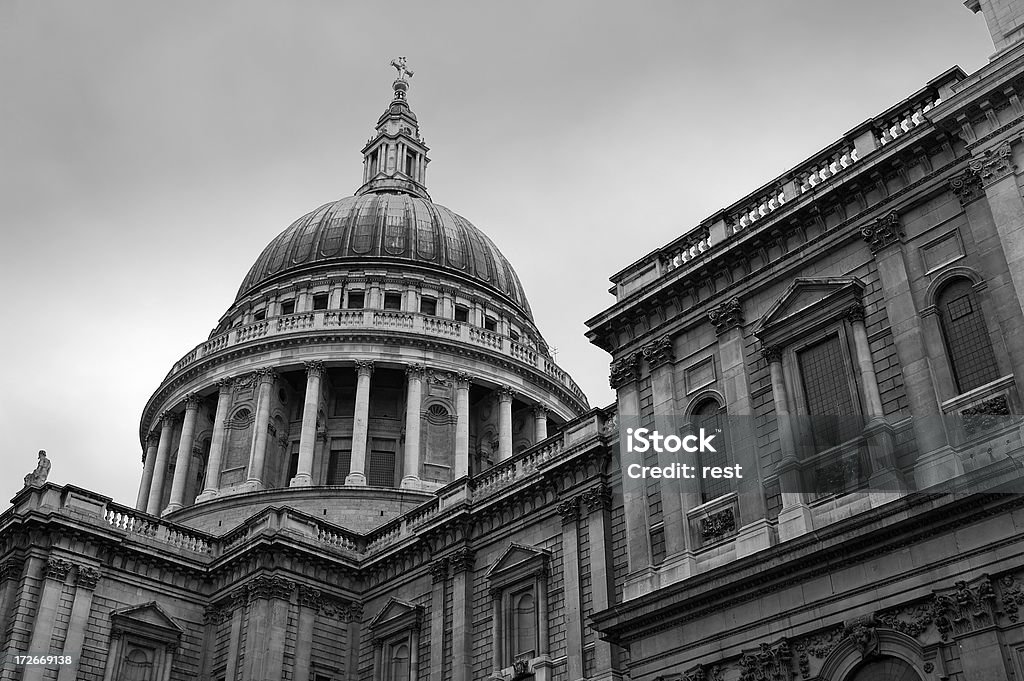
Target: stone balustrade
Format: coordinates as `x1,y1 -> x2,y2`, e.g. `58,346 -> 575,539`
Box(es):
166,309 -> 586,405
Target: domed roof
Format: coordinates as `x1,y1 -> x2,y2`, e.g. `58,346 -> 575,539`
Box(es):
236,193 -> 533,318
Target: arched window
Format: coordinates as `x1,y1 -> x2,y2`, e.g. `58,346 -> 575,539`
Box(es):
388,642 -> 410,681
123,647 -> 154,681
510,590 -> 537,660
846,656 -> 921,681
692,398 -> 730,503
937,279 -> 999,393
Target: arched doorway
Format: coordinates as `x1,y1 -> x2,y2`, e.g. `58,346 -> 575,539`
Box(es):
846,656 -> 921,681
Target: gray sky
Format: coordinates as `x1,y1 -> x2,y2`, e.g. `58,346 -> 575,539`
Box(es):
0,1 -> 995,508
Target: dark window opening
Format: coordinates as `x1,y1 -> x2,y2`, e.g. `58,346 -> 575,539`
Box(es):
328,439 -> 352,485
484,316 -> 497,332
938,279 -> 1000,393
313,293 -> 329,310
281,300 -> 296,316
510,329 -> 521,342
368,438 -> 397,487
286,444 -> 299,482
253,309 -> 266,322
454,305 -> 469,322
347,291 -> 365,309
384,293 -> 403,310
798,334 -> 858,448
692,399 -> 730,503
420,296 -> 437,316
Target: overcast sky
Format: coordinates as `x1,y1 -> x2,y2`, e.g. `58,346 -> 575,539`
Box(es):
0,1 -> 995,508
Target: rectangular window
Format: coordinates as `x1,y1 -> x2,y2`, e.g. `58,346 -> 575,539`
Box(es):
798,334 -> 857,448
368,438 -> 397,487
253,309 -> 266,321
510,329 -> 521,342
484,316 -> 497,332
281,300 -> 296,315
506,585 -> 538,663
454,305 -> 469,322
347,291 -> 365,309
420,296 -> 437,316
384,293 -> 403,310
313,293 -> 329,310
327,439 -> 352,485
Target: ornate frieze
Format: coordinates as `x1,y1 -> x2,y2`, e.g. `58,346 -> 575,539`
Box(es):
700,508 -> 736,541
46,558 -> 73,582
608,352 -> 640,389
556,497 -> 580,525
961,395 -> 1010,436
969,140 -> 1016,183
738,640 -> 792,681
642,336 -> 675,369
860,211 -> 903,253
708,298 -> 744,335
246,575 -> 295,602
949,168 -> 984,206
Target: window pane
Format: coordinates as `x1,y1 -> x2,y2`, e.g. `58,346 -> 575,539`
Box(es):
512,591 -> 536,660
939,280 -> 999,393
368,439 -> 397,487
694,400 -> 730,503
347,291 -> 365,309
798,335 -> 857,448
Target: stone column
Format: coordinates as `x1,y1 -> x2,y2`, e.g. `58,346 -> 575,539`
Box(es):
765,346 -> 813,541
611,353 -> 655,599
197,379 -> 233,502
533,405 -> 548,443
863,211 -> 951,488
709,299 -> 770,557
454,373 -> 471,478
241,577 -> 293,681
976,141 -> 1024,306
292,585 -> 321,681
497,386 -> 514,461
164,394 -> 202,515
291,361 -> 324,487
23,557 -> 73,681
346,604 -> 363,681
580,485 -> 621,680
245,369 -> 276,489
55,566 -> 100,681
146,412 -> 178,516
490,590 -> 503,673
346,360 -> 374,485
401,364 -> 425,489
556,498 -> 584,681
428,558 -> 448,681
450,548 -> 474,681
135,432 -> 160,511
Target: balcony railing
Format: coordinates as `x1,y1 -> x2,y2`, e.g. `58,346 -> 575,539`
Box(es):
166,309 -> 587,405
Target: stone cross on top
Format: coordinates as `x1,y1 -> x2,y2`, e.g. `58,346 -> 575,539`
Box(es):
390,56 -> 414,83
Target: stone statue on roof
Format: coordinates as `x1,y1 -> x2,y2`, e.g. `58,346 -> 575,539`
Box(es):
23,450 -> 50,488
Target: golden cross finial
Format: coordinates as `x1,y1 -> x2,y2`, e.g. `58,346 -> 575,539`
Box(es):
390,56 -> 414,83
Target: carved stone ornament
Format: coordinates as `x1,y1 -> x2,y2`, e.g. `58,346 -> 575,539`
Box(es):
608,352 -> 641,389
354,360 -> 375,377
760,344 -> 783,364
700,508 -> 737,541
255,367 -> 277,384
183,393 -> 203,410
159,410 -> 179,426
708,298 -> 744,335
642,335 -> 675,369
969,140 -> 1016,183
949,168 -> 984,206
76,566 -> 101,590
738,640 -> 792,681
496,385 -> 516,402
961,395 -> 1010,436
430,558 -> 449,584
875,572 -> 1002,643
246,575 -> 295,602
580,484 -> 612,512
842,615 -> 879,658
146,431 -> 161,447
23,450 -> 50,489
304,360 -> 325,377
845,303 -> 866,323
512,659 -> 531,679
860,211 -> 903,253
0,559 -> 22,583
405,363 -> 426,379
556,498 -> 580,525
298,584 -> 323,610
46,557 -> 73,582
216,377 -> 234,393
449,548 -> 475,574
453,372 -> 472,389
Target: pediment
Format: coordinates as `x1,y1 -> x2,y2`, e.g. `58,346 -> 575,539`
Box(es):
110,602 -> 183,641
369,598 -> 420,629
755,278 -> 864,339
485,543 -> 548,580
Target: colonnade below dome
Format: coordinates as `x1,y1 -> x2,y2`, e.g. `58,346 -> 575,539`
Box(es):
135,361 -> 555,517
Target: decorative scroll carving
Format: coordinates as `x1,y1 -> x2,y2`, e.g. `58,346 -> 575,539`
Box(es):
962,395 -> 1010,436
430,558 -> 449,584
861,211 -> 903,253
496,386 -> 516,402
23,450 -> 50,489
0,559 -> 22,583
844,303 -> 866,323
298,584 -> 322,609
738,640 -> 792,681
969,141 -> 1015,183
453,372 -> 472,390
183,393 -> 203,410
255,368 -> 277,384
354,360 -> 374,377
708,298 -> 744,335
556,498 -> 580,525
532,405 -> 550,419
700,508 -> 736,541
344,602 -> 363,623
949,169 -> 984,206
304,360 -> 325,377
246,575 -> 295,602
450,548 -> 475,574
760,345 -> 782,364
203,604 -> 232,625
876,572 -> 1000,643
46,558 -> 73,581
405,363 -> 426,379
642,336 -> 675,369
580,484 -> 612,512
512,658 -> 530,679
76,566 -> 101,590
609,353 -> 640,389
842,615 -> 879,658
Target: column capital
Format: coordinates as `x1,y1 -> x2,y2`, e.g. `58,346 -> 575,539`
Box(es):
949,168 -> 984,206
496,385 -> 515,402
860,211 -> 903,253
304,360 -> 325,378
970,139 -> 1016,184
708,298 -> 744,335
760,344 -> 783,364
845,302 -> 866,323
405,363 -> 426,379
183,393 -> 203,411
354,360 -> 375,377
146,431 -> 161,447
159,411 -> 179,426
216,377 -> 234,394
454,372 -> 472,389
430,558 -> 449,584
297,584 -> 323,610
45,557 -> 73,582
556,497 -> 580,525
255,367 -> 277,385
75,565 -> 101,590
532,405 -> 549,419
609,352 -> 641,389
641,335 -> 675,369
450,547 -> 475,573
579,484 -> 612,513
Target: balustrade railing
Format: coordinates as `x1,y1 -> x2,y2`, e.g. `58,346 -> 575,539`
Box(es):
103,502 -> 213,554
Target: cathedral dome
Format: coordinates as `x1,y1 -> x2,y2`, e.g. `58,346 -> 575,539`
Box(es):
236,193 -> 533,319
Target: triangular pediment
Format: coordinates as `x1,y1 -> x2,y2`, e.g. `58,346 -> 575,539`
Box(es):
110,602 -> 184,634
486,543 -> 548,580
755,278 -> 864,336
368,598 -> 418,628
